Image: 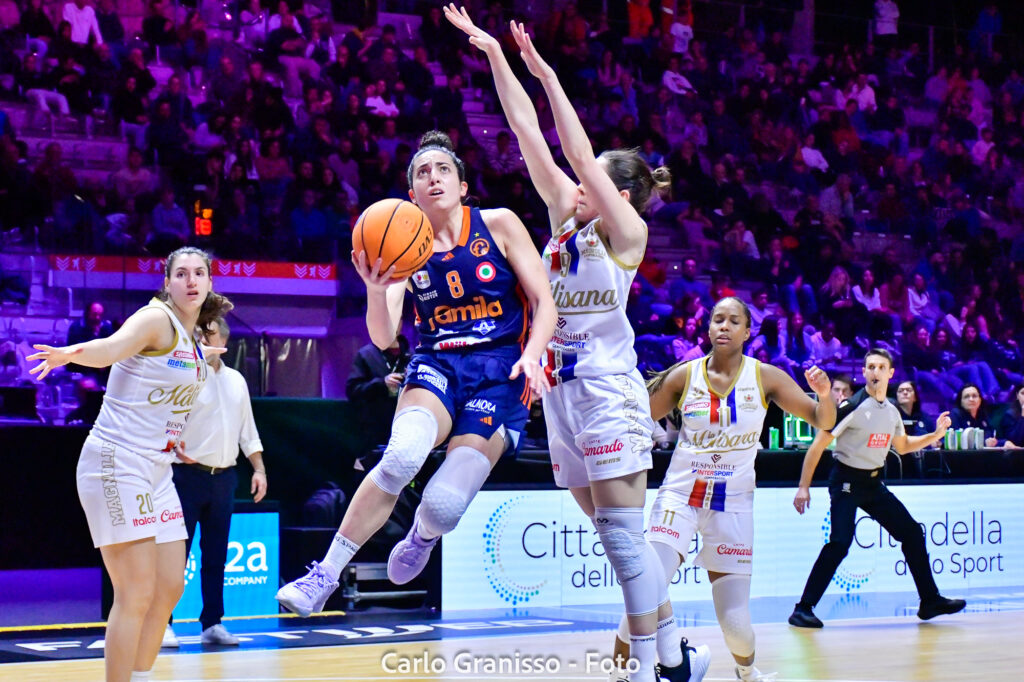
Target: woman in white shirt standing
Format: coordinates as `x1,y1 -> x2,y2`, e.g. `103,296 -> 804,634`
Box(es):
29,247 -> 232,682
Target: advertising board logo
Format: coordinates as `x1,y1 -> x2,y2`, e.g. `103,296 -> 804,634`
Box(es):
483,496 -> 547,606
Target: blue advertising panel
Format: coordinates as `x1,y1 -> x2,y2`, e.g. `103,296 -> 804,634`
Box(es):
172,511 -> 279,621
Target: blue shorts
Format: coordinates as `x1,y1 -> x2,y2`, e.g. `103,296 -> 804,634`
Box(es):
404,346 -> 529,449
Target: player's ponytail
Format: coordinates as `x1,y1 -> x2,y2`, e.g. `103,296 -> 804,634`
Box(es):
646,360 -> 685,395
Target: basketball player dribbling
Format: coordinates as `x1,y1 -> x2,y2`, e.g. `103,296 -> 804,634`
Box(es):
613,297 -> 836,682
28,247 -> 232,682
445,7 -> 686,681
275,130 -> 557,616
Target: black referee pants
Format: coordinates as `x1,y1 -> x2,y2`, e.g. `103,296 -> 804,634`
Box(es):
171,463 -> 238,631
799,463 -> 939,608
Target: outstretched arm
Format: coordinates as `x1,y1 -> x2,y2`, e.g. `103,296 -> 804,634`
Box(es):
509,21 -> 647,256
893,411 -> 951,453
444,5 -> 578,227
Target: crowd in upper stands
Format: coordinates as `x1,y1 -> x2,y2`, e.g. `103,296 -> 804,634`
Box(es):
2,0 -> 1024,441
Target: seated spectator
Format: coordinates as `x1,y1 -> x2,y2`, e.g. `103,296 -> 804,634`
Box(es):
21,0 -> 56,59
267,2 -> 319,98
894,380 -> 934,437
671,316 -> 704,362
239,0 -> 268,46
949,383 -> 1000,446
148,186 -> 189,253
879,270 -> 913,332
120,47 -> 156,97
112,75 -> 149,150
109,147 -> 154,202
820,173 -> 855,224
676,205 -> 719,263
19,52 -> 71,117
798,133 -> 829,173
807,320 -> 845,370
853,268 -> 901,338
784,310 -> 813,370
67,301 -> 114,382
950,322 -> 1001,398
893,379 -> 935,475
997,384 -> 1024,448
748,288 -> 776,336
901,323 -> 960,401
95,0 -> 123,51
748,316 -> 797,380
141,0 -> 175,51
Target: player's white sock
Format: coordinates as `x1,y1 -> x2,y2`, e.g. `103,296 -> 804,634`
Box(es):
656,614 -> 683,667
129,672 -> 151,682
736,663 -> 767,681
628,632 -> 657,682
322,533 -> 360,582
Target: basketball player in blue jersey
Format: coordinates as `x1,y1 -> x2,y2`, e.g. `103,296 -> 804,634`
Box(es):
446,7 -> 685,682
276,130 -> 556,616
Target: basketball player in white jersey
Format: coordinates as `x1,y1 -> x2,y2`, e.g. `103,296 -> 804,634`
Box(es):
610,297 -> 835,682
446,8 -> 687,681
28,247 -> 232,682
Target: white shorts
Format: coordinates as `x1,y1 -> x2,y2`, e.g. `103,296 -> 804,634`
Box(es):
648,489 -> 753,575
544,370 -> 654,489
77,435 -> 187,548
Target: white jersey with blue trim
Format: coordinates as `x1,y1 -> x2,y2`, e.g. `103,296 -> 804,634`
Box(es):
541,216 -> 640,383
663,355 -> 768,512
90,298 -> 208,462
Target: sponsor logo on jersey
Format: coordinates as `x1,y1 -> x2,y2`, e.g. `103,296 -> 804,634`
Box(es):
650,525 -> 681,539
550,281 -> 619,311
435,327 -> 457,336
711,453 -> 722,463
738,391 -> 759,411
161,509 -> 184,522
867,433 -> 892,448
473,319 -> 496,335
147,383 -> 201,410
466,398 -> 497,414
425,296 -> 504,331
133,516 -> 157,527
412,271 -> 431,289
716,543 -> 752,556
582,438 -> 624,458
100,441 -> 125,526
173,350 -> 194,359
690,429 -> 760,451
417,290 -> 438,302
441,252 -> 455,261
476,261 -> 496,282
469,238 -> 490,257
414,365 -> 449,393
556,317 -> 567,328
167,358 -> 197,370
595,457 -> 621,466
434,338 -> 488,350
683,400 -> 710,418
551,328 -> 591,350
479,416 -> 493,426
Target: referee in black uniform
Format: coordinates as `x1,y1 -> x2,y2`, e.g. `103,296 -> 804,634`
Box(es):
788,349 -> 966,627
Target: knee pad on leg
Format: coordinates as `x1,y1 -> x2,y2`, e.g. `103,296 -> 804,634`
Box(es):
712,574 -> 755,658
595,507 -> 660,617
418,445 -> 492,537
368,406 -> 438,496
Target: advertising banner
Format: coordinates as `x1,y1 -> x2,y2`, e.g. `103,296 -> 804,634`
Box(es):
172,511 -> 279,621
442,485 -> 1018,610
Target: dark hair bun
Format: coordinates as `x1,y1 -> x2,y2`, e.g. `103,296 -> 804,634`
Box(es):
418,130 -> 454,151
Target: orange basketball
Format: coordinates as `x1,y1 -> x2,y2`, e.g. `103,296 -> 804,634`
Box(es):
352,199 -> 434,280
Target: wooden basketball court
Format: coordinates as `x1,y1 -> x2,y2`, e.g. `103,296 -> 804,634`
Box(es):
1,609 -> 1018,681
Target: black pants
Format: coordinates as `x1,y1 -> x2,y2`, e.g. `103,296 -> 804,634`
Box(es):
799,463 -> 939,607
171,463 -> 237,630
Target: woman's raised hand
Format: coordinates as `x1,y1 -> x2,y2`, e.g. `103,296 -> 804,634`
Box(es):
351,249 -> 398,293
443,4 -> 501,54
27,345 -> 82,381
509,21 -> 555,80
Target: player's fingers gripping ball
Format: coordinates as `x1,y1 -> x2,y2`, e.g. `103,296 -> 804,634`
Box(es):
353,199 -> 434,281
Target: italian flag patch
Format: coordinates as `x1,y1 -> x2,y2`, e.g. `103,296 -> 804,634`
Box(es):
476,262 -> 496,282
